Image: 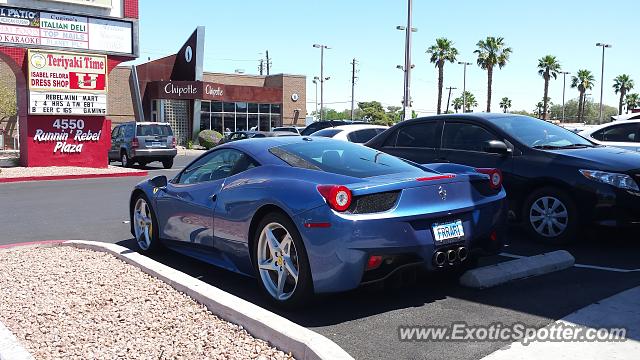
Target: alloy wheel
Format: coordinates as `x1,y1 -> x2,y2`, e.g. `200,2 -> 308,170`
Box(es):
529,196 -> 568,238
256,222 -> 300,301
133,198 -> 153,250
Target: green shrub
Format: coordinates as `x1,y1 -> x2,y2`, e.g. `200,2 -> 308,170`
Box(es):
197,130 -> 223,149
186,140 -> 194,149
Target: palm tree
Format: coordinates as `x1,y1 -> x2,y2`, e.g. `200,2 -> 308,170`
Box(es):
537,55 -> 561,119
474,37 -> 512,112
456,91 -> 478,112
625,93 -> 640,113
426,38 -> 458,114
499,97 -> 512,113
535,101 -> 544,118
452,97 -> 463,113
571,69 -> 595,122
613,74 -> 634,115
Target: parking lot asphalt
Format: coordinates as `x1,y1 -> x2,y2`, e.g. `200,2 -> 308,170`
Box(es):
1,153 -> 639,360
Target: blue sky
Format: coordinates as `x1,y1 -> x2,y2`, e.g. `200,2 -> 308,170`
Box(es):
136,0 -> 640,115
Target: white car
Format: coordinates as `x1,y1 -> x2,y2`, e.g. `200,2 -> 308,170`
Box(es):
579,120 -> 640,152
310,124 -> 388,143
272,126 -> 303,135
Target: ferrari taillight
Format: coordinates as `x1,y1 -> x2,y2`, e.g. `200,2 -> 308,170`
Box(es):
317,185 -> 352,212
475,168 -> 503,190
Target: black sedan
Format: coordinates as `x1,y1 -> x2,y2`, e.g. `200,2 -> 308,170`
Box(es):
218,130 -> 298,145
367,113 -> 640,244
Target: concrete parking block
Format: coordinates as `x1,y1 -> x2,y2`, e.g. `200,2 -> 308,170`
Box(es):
63,240 -> 353,360
0,321 -> 33,360
460,250 -> 575,289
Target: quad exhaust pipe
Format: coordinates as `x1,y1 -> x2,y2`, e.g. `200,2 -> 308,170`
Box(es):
432,246 -> 468,267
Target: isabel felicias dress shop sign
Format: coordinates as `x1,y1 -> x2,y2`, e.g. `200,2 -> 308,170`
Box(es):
28,49 -> 107,116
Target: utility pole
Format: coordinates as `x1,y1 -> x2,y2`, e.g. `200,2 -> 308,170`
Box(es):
258,59 -> 264,75
595,43 -> 612,123
396,0 -> 415,120
457,61 -> 472,113
560,71 -> 570,123
350,58 -> 358,121
312,77 -> 319,115
313,44 -> 330,121
265,50 -> 271,75
445,86 -> 457,113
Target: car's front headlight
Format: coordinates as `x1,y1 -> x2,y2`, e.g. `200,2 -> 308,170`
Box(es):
579,170 -> 640,191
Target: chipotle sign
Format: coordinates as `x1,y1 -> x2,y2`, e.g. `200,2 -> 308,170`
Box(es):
152,81 -> 282,103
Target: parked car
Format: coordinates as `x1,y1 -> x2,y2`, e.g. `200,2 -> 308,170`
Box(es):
272,126 -> 303,135
129,136 -> 506,306
109,122 -> 177,169
579,120 -> 640,152
367,113 -> 640,244
218,131 -> 298,145
300,120 -> 368,136
310,124 -> 388,143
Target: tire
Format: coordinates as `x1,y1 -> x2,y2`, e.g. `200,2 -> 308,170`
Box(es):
252,212 -> 312,307
522,187 -> 577,245
131,194 -> 161,253
121,150 -> 131,168
162,158 -> 174,169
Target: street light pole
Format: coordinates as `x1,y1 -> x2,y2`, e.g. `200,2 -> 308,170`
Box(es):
560,71 -> 570,123
596,43 -> 612,123
458,61 -> 472,112
313,44 -> 330,121
445,86 -> 457,113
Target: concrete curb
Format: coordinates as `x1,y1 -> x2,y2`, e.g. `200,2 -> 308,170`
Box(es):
62,240 -> 353,360
0,171 -> 148,183
460,250 -> 575,289
0,322 -> 33,360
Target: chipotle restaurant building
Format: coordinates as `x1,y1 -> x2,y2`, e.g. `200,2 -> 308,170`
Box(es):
123,27 -> 307,144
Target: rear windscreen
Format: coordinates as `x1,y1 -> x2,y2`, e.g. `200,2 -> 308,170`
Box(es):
269,140 -> 420,178
311,128 -> 343,137
136,124 -> 173,136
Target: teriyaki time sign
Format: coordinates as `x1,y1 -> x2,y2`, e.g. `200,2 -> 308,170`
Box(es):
28,49 -> 108,116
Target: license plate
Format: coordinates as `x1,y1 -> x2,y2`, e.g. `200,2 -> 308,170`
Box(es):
151,141 -> 162,147
432,220 -> 464,242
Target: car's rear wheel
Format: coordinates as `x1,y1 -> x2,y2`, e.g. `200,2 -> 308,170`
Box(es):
523,187 -> 577,244
162,158 -> 174,169
132,195 -> 160,253
253,212 -> 312,307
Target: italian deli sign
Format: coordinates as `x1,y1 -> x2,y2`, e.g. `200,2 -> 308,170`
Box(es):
0,6 -> 133,55
28,49 -> 107,116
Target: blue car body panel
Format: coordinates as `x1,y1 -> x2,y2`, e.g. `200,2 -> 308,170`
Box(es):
131,137 -> 507,293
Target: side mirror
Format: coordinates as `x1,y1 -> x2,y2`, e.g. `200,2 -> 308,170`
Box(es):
150,175 -> 167,188
484,140 -> 511,156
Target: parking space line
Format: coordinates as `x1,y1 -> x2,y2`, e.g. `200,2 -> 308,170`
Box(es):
501,252 -> 640,273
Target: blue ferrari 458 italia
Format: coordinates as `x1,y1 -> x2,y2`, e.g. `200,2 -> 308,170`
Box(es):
129,136 -> 507,306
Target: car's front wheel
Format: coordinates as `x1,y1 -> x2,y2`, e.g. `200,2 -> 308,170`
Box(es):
132,195 -> 161,253
253,212 -> 312,307
523,187 -> 577,244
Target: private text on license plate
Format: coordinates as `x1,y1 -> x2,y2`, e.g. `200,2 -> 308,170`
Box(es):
432,220 -> 464,242
151,142 -> 162,147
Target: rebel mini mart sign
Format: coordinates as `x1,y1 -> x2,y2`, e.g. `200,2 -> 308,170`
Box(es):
28,49 -> 107,116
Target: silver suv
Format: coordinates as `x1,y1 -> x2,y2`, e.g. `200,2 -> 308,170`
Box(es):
108,122 -> 177,168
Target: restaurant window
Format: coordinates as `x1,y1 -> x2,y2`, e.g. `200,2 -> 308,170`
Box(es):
248,114 -> 259,131
259,114 -> 270,131
211,101 -> 223,112
212,113 -> 223,134
235,102 -> 248,113
259,103 -> 270,113
200,112 -> 211,130
248,103 -> 259,113
223,102 -> 236,112
271,104 -> 281,114
200,101 -> 283,133
201,101 -> 210,113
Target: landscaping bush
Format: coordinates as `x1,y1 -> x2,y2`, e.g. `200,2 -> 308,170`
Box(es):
197,130 -> 223,149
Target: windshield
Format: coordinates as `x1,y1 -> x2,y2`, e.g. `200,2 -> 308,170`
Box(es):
136,124 -> 173,136
486,116 -> 593,148
270,139 -> 421,178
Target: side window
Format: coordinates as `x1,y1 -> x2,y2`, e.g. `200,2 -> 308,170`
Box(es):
111,126 -> 120,139
591,129 -> 604,141
176,149 -> 256,185
348,129 -> 380,143
395,122 -> 439,148
442,122 -> 498,152
124,125 -> 134,138
599,124 -> 638,142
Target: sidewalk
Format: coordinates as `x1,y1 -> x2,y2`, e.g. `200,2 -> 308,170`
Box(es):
482,286 -> 640,360
0,166 -> 147,183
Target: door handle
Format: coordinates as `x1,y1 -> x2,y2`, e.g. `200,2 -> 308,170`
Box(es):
210,194 -> 217,201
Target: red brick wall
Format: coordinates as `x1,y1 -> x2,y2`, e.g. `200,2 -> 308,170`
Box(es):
123,0 -> 139,19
